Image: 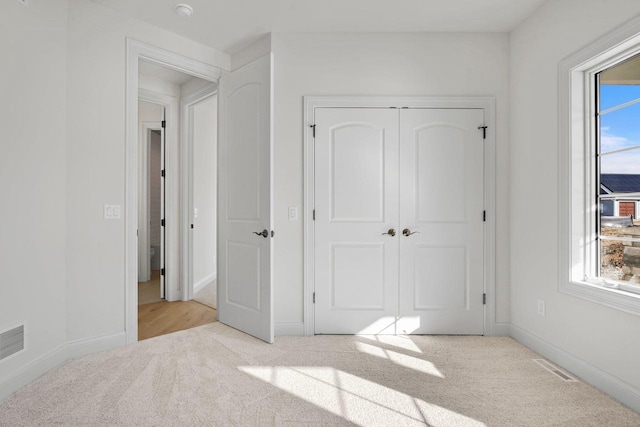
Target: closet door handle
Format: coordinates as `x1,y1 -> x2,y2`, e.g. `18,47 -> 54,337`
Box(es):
253,229 -> 269,238
382,229 -> 396,237
402,228 -> 420,237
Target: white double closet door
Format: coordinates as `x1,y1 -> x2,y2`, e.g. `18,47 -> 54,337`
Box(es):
314,107 -> 485,335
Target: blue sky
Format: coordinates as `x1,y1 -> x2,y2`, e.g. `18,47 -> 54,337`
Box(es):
600,84 -> 640,174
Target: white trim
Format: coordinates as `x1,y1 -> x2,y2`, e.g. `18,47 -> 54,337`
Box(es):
275,322 -> 305,336
65,332 -> 126,359
0,344 -> 67,403
0,331 -> 127,404
558,15 -> 640,316
180,84 -> 218,302
126,39 -> 221,344
193,272 -> 217,294
510,324 -> 640,413
138,121 -> 162,283
303,96 -> 497,336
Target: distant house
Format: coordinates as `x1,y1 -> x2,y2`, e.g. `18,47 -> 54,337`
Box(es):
600,174 -> 640,218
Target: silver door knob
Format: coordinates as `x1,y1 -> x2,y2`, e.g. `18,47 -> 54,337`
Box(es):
253,229 -> 268,238
402,228 -> 420,237
382,229 -> 396,237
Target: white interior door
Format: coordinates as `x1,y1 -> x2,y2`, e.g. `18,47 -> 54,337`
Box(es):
397,109 -> 484,334
313,107 -> 485,335
160,119 -> 166,299
217,54 -> 274,343
314,108 -> 400,334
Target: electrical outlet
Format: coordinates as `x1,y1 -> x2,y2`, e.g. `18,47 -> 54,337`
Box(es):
537,300 -> 546,316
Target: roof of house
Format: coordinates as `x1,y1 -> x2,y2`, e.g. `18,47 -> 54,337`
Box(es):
601,174 -> 640,193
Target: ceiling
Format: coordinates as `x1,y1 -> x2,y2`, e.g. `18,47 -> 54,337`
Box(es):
92,0 -> 547,54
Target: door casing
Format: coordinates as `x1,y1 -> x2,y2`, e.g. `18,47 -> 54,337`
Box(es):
125,39 -> 221,344
303,96 -> 497,336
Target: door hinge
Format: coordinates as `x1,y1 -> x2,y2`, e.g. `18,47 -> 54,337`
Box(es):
161,268 -> 165,276
313,292 -> 315,304
271,230 -> 274,237
161,169 -> 165,178
310,124 -> 316,138
313,209 -> 315,221
161,219 -> 165,227
478,125 -> 487,139
483,293 -> 486,305
161,120 -> 166,129
483,211 -> 486,222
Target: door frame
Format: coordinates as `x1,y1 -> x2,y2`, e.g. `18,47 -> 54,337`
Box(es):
303,96 -> 497,336
125,39 -> 221,344
138,119 -> 163,283
180,85 -> 218,302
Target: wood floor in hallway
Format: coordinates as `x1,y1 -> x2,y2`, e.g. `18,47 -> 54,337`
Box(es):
138,300 -> 217,341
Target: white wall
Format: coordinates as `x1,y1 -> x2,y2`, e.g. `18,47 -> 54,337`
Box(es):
65,0 -> 228,343
0,0 -> 68,400
510,0 -> 640,411
271,32 -> 511,333
191,95 -> 218,290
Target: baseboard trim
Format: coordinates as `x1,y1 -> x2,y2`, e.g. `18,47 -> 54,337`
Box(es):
275,322 -> 305,336
510,324 -> 640,413
0,344 -> 67,403
0,331 -> 127,403
193,273 -> 216,294
66,331 -> 127,359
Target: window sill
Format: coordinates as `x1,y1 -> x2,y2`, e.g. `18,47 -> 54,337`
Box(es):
561,279 -> 640,316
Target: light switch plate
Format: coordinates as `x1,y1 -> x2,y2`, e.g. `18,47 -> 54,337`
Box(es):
288,206 -> 298,221
104,204 -> 122,220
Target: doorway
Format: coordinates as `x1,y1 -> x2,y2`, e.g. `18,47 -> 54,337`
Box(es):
136,59 -> 218,341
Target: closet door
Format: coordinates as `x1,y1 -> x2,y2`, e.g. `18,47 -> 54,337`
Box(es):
314,108 -> 399,334
398,109 -> 485,335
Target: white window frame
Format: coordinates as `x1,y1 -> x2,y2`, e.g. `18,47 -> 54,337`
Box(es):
559,16 -> 640,315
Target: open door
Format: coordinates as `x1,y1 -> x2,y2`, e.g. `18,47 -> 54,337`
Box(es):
159,113 -> 166,299
217,54 -> 274,343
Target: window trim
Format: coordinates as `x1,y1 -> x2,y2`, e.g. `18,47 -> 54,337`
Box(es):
559,16 -> 640,316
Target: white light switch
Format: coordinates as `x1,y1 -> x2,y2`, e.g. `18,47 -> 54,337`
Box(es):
194,208 -> 199,218
288,206 -> 299,221
104,204 -> 121,220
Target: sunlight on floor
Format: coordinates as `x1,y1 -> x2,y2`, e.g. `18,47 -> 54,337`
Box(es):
356,334 -> 424,353
239,366 -> 485,427
355,342 -> 444,378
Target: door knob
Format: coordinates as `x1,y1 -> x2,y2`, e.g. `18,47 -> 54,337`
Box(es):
382,228 -> 396,237
253,229 -> 269,238
402,228 -> 420,237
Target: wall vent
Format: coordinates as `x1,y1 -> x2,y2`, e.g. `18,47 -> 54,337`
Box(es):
533,359 -> 578,382
0,325 -> 25,361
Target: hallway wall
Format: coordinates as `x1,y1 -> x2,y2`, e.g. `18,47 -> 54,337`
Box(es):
0,0 -> 69,401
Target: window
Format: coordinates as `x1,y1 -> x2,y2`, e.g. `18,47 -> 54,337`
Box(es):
596,54 -> 640,294
559,18 -> 640,314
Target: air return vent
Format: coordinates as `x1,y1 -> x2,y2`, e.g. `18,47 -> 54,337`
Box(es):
533,359 -> 578,382
0,325 -> 25,361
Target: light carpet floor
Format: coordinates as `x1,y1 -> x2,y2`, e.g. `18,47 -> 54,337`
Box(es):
193,279 -> 216,309
0,324 -> 638,426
